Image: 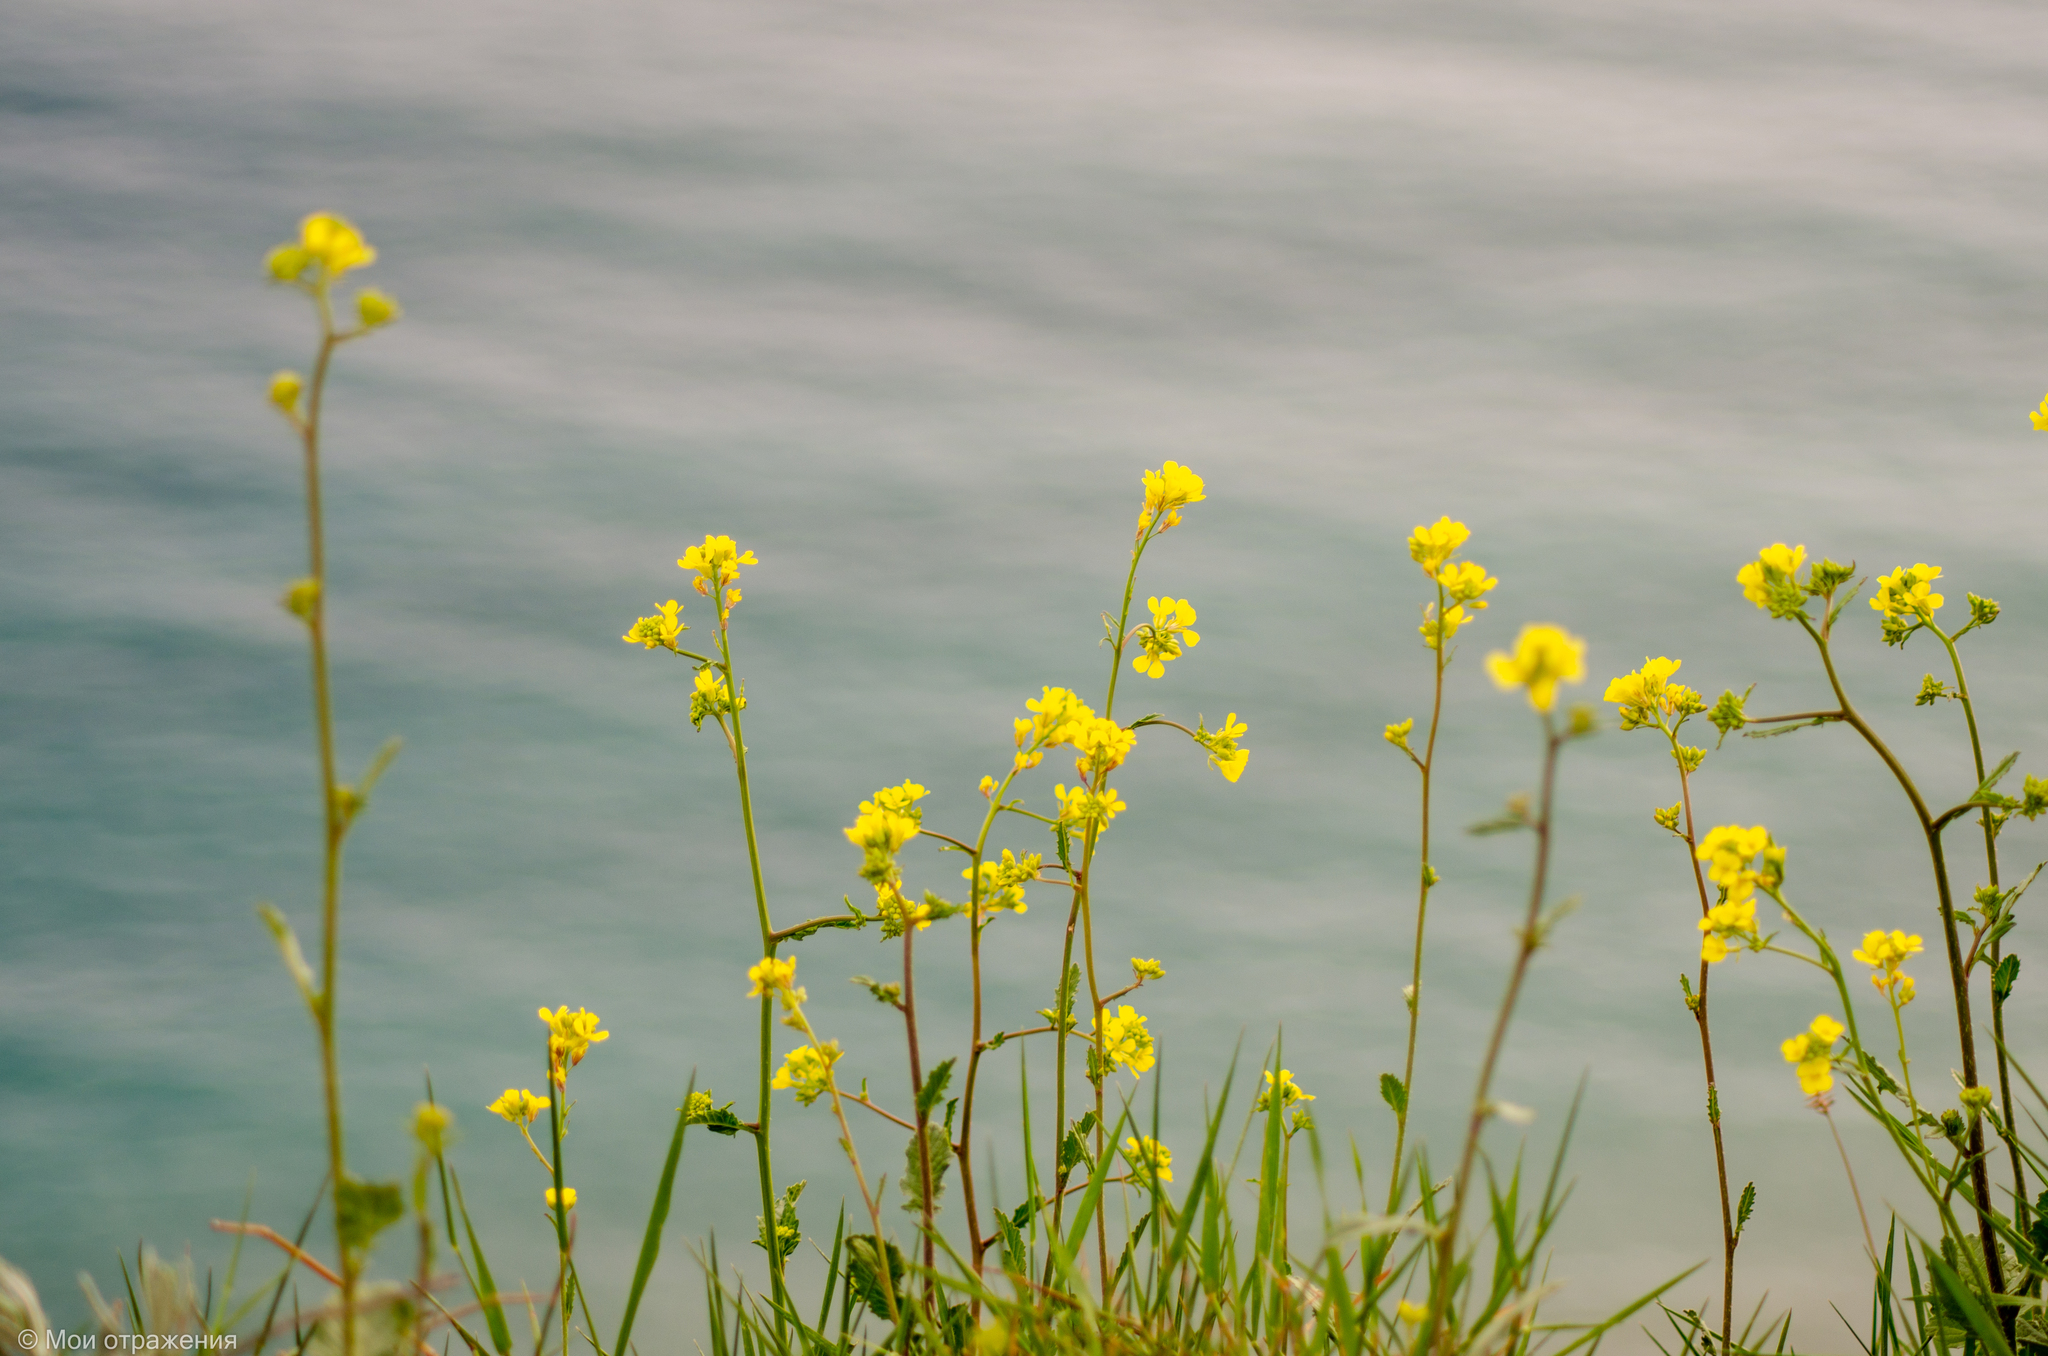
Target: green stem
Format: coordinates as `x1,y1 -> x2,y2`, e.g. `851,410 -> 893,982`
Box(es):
1795,615 -> 2006,1316
1388,579 -> 1447,1213
1932,624 -> 2026,1233
712,586 -> 787,1317
1419,717 -> 1563,1356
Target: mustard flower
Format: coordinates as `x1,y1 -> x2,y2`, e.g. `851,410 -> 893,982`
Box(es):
540,1006 -> 610,1082
1870,564 -> 1944,622
845,807 -> 919,883
1022,686 -> 1093,751
978,774 -> 998,797
545,1187 -> 577,1210
1485,624 -> 1587,713
1130,957 -> 1166,981
1254,1068 -> 1315,1112
1852,928 -> 1923,1005
269,370 -> 303,413
1138,461 -> 1206,534
1122,1134 -> 1173,1185
677,534 -> 757,618
1440,558 -> 1498,608
1069,716 -> 1137,777
862,780 -> 929,821
265,212 -> 377,282
487,1088 -> 550,1125
1384,718 -> 1414,751
963,849 -> 1039,919
1419,602 -> 1478,651
1130,597 -> 1201,678
412,1103 -> 454,1155
283,577 -> 320,622
1736,543 -> 1807,614
1780,1014 -> 1844,1097
1099,1005 -> 1156,1076
772,1041 -> 842,1106
623,599 -> 686,650
1408,516 -> 1471,578
2033,394 -> 2048,431
747,955 -> 800,1000
1194,713 -> 1248,783
1604,657 -> 1700,731
690,665 -> 745,729
1054,783 -> 1127,830
1397,1301 -> 1429,1325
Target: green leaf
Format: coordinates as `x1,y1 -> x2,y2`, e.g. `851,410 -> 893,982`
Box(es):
1974,752 -> 2024,804
997,1209 -> 1028,1276
449,1169 -> 513,1355
1994,954 -> 2021,1004
1926,1245 -> 2014,1356
1379,1073 -> 1408,1119
615,1087 -> 693,1356
1734,1182 -> 1756,1239
899,1124 -> 952,1215
256,904 -> 318,1012
916,1059 -> 956,1118
843,1236 -> 905,1316
334,1177 -> 405,1255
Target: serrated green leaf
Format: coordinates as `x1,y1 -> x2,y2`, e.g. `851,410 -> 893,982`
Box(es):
1379,1073 -> 1408,1118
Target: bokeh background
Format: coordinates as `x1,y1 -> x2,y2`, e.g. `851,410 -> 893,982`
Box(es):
5,0 -> 2048,1346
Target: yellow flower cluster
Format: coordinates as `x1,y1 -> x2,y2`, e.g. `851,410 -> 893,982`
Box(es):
2033,394 -> 2048,431
772,1042 -> 843,1106
1408,517 -> 1499,649
1851,928 -> 1923,1006
1130,597 -> 1201,679
1694,824 -> 1774,962
1053,782 -> 1127,830
1603,656 -> 1700,732
1870,564 -> 1944,622
1122,1134 -> 1173,1185
1736,543 -> 1806,612
1254,1068 -> 1315,1112
623,599 -> 686,651
677,534 -> 757,619
1138,461 -> 1206,535
1781,1014 -> 1844,1097
1130,957 -> 1166,981
1195,713 -> 1249,783
1069,716 -> 1137,779
540,1006 -> 610,1084
845,806 -> 919,883
690,666 -> 745,729
963,849 -> 1038,920
487,1087 -> 550,1125
1099,1004 -> 1155,1076
266,212 -> 377,282
862,780 -> 929,821
1485,624 -> 1586,713
747,955 -> 802,1002
1013,686 -> 1093,770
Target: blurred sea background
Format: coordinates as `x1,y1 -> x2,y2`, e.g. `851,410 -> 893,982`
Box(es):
6,0 -> 2048,1345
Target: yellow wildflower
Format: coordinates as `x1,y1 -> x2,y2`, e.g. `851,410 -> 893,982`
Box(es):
690,665 -> 745,728
861,780 -> 929,821
677,534 -> 758,606
1440,558 -> 1498,607
412,1103 -> 454,1155
1697,896 -> 1759,963
1022,687 -> 1093,750
771,1042 -> 842,1106
1195,713 -> 1248,783
1138,461 -> 1206,534
539,1006 -> 610,1081
545,1187 -> 577,1210
1100,1005 -> 1155,1076
1485,624 -> 1587,713
2033,394 -> 2048,431
845,807 -> 919,882
487,1088 -> 550,1125
1408,516 -> 1470,578
1780,1014 -> 1844,1096
266,212 -> 376,282
1131,597 -> 1201,678
1696,824 -> 1770,901
1870,564 -> 1944,622
1397,1301 -> 1429,1325
1069,717 -> 1137,777
1054,783 -> 1127,830
1604,656 -> 1688,731
1852,928 -> 1923,1005
963,849 -> 1039,919
1130,957 -> 1166,981
623,599 -> 686,650
1122,1135 -> 1173,1185
1254,1068 -> 1315,1112
1736,543 -> 1806,612
747,955 -> 800,999
1420,602 -> 1476,651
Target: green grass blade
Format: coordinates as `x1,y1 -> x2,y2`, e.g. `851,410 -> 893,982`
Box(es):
450,1167 -> 514,1354
614,1081 -> 695,1356
1926,1249 -> 2012,1356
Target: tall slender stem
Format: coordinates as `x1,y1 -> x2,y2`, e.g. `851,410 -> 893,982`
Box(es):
902,926 -> 937,1299
1673,758 -> 1737,1356
1420,719 -> 1563,1356
1388,580 -> 1448,1212
297,289 -> 358,1356
712,587 -> 787,1315
1933,625 -> 2027,1233
1794,615 -> 2007,1321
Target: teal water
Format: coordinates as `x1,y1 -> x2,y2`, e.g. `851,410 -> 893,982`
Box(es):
5,0 -> 2048,1346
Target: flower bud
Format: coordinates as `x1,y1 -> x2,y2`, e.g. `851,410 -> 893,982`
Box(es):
411,1102 -> 454,1155
1960,1084 -> 1995,1113
269,370 -> 303,411
356,288 -> 401,328
283,577 -> 320,621
266,245 -> 310,281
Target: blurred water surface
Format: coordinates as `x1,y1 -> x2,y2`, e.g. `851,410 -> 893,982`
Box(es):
5,0 -> 2048,1344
